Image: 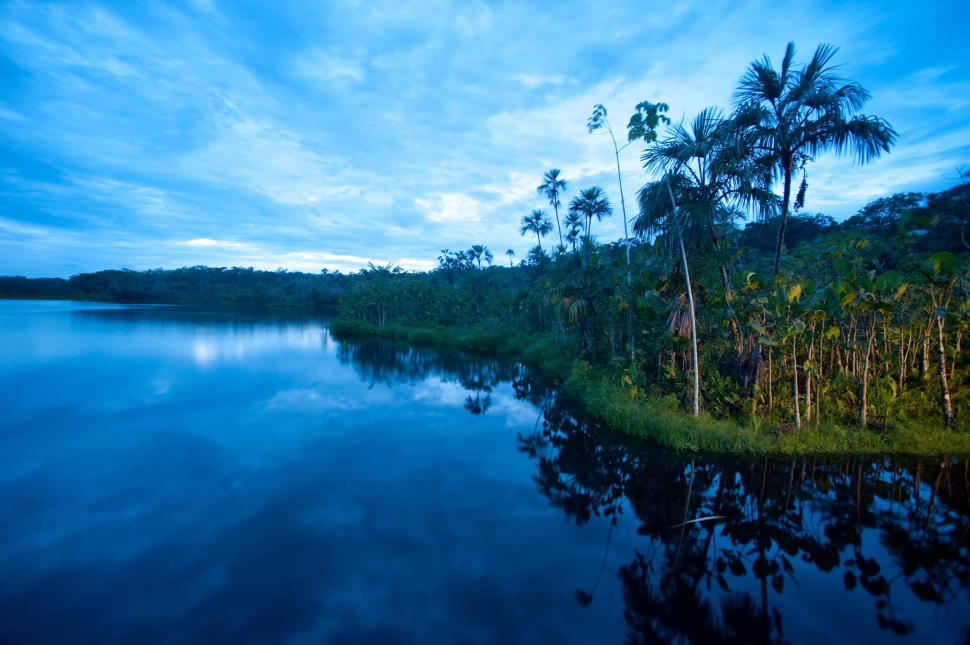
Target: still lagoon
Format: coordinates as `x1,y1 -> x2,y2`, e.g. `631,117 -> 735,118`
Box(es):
1,300 -> 967,644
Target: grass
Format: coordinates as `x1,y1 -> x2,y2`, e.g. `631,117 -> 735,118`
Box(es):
567,363 -> 970,455
328,317 -> 576,378
330,317 -> 970,456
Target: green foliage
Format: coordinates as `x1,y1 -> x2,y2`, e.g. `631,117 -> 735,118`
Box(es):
0,266 -> 351,306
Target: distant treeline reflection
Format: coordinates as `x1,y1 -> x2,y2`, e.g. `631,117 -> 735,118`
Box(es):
336,337 -> 555,416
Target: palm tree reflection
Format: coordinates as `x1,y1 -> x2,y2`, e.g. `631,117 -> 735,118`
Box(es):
521,392 -> 970,643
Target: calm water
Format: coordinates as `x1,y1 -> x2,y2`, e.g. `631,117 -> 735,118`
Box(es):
1,300 -> 968,644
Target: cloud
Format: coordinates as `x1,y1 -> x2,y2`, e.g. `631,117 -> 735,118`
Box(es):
183,238 -> 249,247
415,193 -> 483,223
294,49 -> 366,83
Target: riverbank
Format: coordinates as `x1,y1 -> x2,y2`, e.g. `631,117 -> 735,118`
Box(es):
329,318 -> 970,456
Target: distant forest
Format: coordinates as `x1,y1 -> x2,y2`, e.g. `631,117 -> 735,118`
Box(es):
0,265 -> 351,307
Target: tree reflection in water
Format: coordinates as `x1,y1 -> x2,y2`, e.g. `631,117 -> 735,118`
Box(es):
520,391 -> 970,644
336,337 -> 556,416
334,337 -> 970,642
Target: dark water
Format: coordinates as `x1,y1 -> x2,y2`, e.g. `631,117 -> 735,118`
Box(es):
1,300 -> 968,644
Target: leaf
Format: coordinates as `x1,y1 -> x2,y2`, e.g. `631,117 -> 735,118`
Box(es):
876,270 -> 901,292
786,283 -> 802,303
716,574 -> 729,591
930,251 -> 958,275
753,555 -> 769,579
771,574 -> 785,594
781,556 -> 794,574
825,326 -> 841,340
844,570 -> 857,591
728,559 -> 747,577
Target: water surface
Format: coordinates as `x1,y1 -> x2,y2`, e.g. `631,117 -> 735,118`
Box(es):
1,300 -> 967,644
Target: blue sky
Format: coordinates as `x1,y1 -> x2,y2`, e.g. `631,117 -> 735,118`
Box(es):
1,0 -> 968,277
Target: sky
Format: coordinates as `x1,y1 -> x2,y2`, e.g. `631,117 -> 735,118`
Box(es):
1,0 -> 968,277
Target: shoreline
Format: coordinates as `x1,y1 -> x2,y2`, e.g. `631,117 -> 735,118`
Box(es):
328,317 -> 970,457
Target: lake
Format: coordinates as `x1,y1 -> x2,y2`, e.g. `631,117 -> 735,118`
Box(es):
1,300 -> 968,644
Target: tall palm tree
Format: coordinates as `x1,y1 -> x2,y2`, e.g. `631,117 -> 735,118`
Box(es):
635,107 -> 776,296
568,187 -> 613,242
634,108 -> 778,415
505,248 -> 515,267
732,42 -> 897,275
563,211 -> 584,252
537,169 -> 568,247
520,209 -> 553,251
588,104 -> 637,266
468,244 -> 493,269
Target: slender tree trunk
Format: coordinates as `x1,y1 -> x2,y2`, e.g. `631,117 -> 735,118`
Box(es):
610,145 -> 636,363
768,346 -> 773,409
921,325 -> 931,382
772,156 -> 794,276
614,147 -> 631,268
936,315 -> 956,427
792,335 -> 801,430
553,203 -> 563,248
681,239 -> 700,418
860,324 -> 873,427
665,177 -> 699,416
806,340 -> 814,423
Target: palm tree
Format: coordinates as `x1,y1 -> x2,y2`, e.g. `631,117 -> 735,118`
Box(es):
635,107 -> 776,296
635,108 -> 777,374
568,187 -> 613,242
505,248 -> 515,267
732,42 -> 897,275
520,209 -> 553,251
537,169 -> 568,247
588,104 -> 637,266
468,244 -> 493,269
563,211 -> 584,252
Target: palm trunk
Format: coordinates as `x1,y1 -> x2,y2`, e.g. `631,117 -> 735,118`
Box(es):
805,340 -> 814,423
612,145 -> 636,362
665,177 -> 699,416
553,203 -> 563,248
614,148 -> 631,268
936,315 -> 956,427
792,335 -> 801,429
921,323 -> 931,382
860,324 -> 873,426
772,156 -> 793,276
681,238 -> 700,417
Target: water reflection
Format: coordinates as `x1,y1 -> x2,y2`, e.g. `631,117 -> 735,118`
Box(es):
336,337 -> 554,418
521,394 -> 970,644
3,301 -> 969,644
